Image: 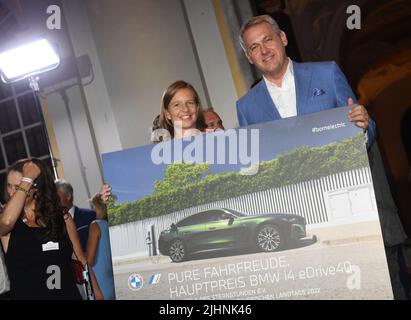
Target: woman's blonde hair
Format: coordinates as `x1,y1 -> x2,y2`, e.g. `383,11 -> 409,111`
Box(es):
91,193 -> 107,220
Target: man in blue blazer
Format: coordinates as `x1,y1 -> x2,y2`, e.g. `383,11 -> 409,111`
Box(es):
236,15 -> 376,147
56,180 -> 96,253
237,15 -> 408,299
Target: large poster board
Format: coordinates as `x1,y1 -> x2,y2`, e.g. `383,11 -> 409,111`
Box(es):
102,107 -> 392,299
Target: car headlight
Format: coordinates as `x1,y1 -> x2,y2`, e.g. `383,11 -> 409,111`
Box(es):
281,217 -> 298,223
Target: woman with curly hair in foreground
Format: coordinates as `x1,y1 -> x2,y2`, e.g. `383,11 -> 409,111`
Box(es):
0,159 -> 103,300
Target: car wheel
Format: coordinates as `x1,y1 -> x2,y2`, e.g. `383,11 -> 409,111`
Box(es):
256,224 -> 282,252
169,239 -> 187,262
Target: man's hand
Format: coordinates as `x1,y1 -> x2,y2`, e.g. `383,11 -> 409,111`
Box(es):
348,98 -> 369,130
100,184 -> 112,204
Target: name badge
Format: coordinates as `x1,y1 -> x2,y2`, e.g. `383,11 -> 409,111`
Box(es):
42,241 -> 59,252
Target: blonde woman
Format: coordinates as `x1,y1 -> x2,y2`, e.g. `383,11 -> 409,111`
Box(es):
87,194 -> 116,300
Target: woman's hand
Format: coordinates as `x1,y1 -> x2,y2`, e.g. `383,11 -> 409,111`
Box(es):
100,184 -> 112,204
22,162 -> 41,181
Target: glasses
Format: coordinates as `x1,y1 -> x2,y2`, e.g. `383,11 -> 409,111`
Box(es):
248,35 -> 274,55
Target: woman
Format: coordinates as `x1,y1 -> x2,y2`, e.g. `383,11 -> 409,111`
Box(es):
87,193 -> 116,300
100,81 -> 207,204
0,159 -> 103,300
159,80 -> 206,140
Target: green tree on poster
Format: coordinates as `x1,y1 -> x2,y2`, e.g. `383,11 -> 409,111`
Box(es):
154,163 -> 210,194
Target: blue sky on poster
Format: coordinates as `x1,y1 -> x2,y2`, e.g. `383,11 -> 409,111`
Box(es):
102,106 -> 362,204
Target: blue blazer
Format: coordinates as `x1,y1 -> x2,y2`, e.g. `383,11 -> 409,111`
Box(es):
236,61 -> 376,146
73,206 -> 96,253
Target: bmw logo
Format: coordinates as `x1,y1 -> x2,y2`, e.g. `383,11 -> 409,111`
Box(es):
128,273 -> 143,291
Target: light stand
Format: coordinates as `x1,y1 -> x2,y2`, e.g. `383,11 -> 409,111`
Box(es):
28,76 -> 59,179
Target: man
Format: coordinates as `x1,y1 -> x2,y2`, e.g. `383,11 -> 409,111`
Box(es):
237,15 -> 408,299
236,15 -> 376,147
56,180 -> 96,253
204,108 -> 225,131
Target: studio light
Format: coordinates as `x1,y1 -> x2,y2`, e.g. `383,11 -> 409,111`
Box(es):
0,38 -> 60,83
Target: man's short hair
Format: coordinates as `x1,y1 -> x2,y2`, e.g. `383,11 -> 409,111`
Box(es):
55,179 -> 73,196
239,14 -> 281,53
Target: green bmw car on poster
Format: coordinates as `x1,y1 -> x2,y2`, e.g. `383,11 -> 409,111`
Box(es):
158,208 -> 306,262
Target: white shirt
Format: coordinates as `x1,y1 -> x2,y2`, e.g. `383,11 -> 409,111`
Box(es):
263,58 -> 297,118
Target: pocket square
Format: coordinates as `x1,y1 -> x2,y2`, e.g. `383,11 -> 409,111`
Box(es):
313,88 -> 325,97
